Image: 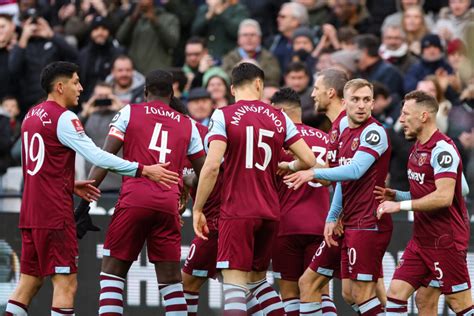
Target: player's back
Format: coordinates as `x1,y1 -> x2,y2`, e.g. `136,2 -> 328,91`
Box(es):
20,101 -> 76,229
409,130 -> 470,251
278,124 -> 330,236
209,100 -> 300,220
116,101 -> 199,214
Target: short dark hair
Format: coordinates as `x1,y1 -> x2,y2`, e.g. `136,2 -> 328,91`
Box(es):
338,27 -> 358,44
373,82 -> 390,99
285,61 -> 310,77
145,69 -> 174,98
404,90 -> 439,113
169,97 -> 189,115
355,34 -> 380,57
231,62 -> 265,88
40,61 -> 79,94
317,68 -> 348,99
186,36 -> 207,49
112,55 -> 134,69
270,87 -> 301,108
168,68 -> 187,93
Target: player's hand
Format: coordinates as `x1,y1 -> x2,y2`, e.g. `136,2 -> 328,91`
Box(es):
74,180 -> 101,202
277,161 -> 291,176
193,210 -> 209,240
373,186 -> 396,203
376,201 -> 400,219
283,169 -> 314,190
334,217 -> 344,236
142,162 -> 180,188
178,187 -> 190,214
74,201 -> 101,239
324,222 -> 339,247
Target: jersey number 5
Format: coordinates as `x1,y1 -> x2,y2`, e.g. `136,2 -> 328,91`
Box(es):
245,127 -> 275,171
23,132 -> 45,176
148,123 -> 172,163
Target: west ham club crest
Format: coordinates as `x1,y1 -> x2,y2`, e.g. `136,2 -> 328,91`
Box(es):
418,153 -> 428,166
330,130 -> 338,143
351,138 -> 359,151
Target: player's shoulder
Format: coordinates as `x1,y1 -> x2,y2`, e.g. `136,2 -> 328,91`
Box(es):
299,123 -> 329,143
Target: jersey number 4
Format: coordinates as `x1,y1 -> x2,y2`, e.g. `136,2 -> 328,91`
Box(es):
23,132 -> 45,176
245,127 -> 275,171
148,123 -> 172,163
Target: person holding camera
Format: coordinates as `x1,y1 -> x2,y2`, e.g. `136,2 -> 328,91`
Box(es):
9,12 -> 78,116
79,82 -> 124,192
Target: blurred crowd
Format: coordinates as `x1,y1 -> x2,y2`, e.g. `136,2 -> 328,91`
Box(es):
0,0 -> 473,205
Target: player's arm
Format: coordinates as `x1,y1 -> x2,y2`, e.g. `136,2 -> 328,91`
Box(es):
378,142 -> 461,216
188,121 -> 207,188
192,109 -> 226,239
284,124 -> 388,190
324,182 -> 343,247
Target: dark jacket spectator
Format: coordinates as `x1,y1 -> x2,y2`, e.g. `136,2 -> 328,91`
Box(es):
116,2 -> 180,75
240,0 -> 286,39
191,1 -> 249,59
79,16 -> 125,101
0,14 -> 17,100
379,23 -> 419,74
404,33 -> 454,93
0,107 -> 12,176
355,34 -> 404,100
9,17 -> 78,115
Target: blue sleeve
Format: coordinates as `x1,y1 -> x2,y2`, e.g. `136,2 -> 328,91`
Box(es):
57,111 -> 139,177
283,112 -> 299,143
313,151 -> 376,181
430,140 -> 460,177
109,104 -> 131,133
359,123 -> 389,158
205,109 -> 227,146
188,121 -> 204,156
395,190 -> 412,201
326,182 -> 343,223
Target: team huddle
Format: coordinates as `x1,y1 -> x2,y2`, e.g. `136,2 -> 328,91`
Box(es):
4,61 -> 472,316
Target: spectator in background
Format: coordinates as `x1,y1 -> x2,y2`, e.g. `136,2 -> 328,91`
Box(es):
401,5 -> 428,55
0,101 -> 12,192
116,0 -> 179,75
9,15 -> 78,116
79,15 -> 125,101
314,47 -> 335,73
203,67 -> 232,109
404,33 -> 454,93
291,26 -> 316,74
1,96 -> 20,141
372,82 -> 399,128
222,19 -> 281,87
330,49 -> 357,78
284,61 -> 320,127
186,87 -> 213,126
268,2 -> 308,73
435,0 -> 474,41
312,23 -> 340,57
105,55 -> 145,105
417,75 -> 453,134
330,0 -> 377,35
240,0 -> 286,39
182,36 -> 215,91
337,26 -> 358,50
191,0 -> 249,59
79,82 -> 123,192
446,38 -> 468,93
293,0 -> 334,27
379,23 -> 419,74
355,34 -> 404,100
0,14 -> 16,101
382,0 -> 434,31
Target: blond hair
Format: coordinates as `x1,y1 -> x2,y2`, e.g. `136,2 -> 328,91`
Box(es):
343,78 -> 373,98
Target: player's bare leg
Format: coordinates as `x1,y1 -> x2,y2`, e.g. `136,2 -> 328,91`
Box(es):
277,279 -> 299,315
415,286 -> 440,315
445,289 -> 474,314
376,278 -> 387,306
385,279 -> 415,314
298,268 -> 329,314
182,272 -> 208,315
98,257 -> 132,315
341,278 -> 360,313
222,269 -> 249,315
154,261 -> 187,315
351,280 -> 384,315
51,273 -> 77,314
248,270 -> 285,315
6,274 -> 44,315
